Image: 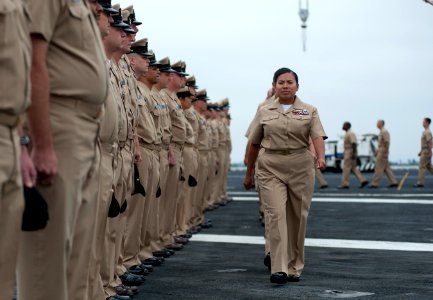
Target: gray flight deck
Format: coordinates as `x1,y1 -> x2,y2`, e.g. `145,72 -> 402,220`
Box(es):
135,169 -> 433,299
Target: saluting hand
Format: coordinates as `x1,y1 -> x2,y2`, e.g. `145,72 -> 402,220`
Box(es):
32,146 -> 57,186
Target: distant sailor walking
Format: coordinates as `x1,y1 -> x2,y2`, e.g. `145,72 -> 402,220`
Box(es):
414,117 -> 433,187
370,120 -> 398,188
244,67 -> 326,284
338,122 -> 368,189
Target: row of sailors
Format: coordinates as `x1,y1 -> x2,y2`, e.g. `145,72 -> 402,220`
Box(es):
0,1 -> 231,300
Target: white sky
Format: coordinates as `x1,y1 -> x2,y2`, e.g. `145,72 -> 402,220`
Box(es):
116,0 -> 433,163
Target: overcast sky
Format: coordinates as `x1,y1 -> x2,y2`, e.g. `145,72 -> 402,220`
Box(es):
116,0 -> 433,163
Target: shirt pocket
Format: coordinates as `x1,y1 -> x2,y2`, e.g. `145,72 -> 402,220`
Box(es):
261,114 -> 280,136
0,1 -> 17,46
67,2 -> 91,49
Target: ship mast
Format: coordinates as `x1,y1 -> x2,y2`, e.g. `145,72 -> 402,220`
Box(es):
299,0 -> 309,52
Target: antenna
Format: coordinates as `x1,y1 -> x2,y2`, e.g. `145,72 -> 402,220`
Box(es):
299,0 -> 309,52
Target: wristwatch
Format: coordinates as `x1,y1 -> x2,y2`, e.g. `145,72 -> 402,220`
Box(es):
20,135 -> 30,146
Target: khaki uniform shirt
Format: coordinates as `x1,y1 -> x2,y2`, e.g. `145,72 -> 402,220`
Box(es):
248,97 -> 326,150
421,128 -> 432,154
196,113 -> 209,151
205,118 -> 213,151
0,0 -> 31,117
210,119 -> 220,150
29,0 -> 108,104
99,60 -> 119,144
138,83 -> 162,146
135,82 -> 157,145
217,119 -> 227,147
344,129 -> 357,157
377,128 -> 390,155
184,108 -> 199,147
225,122 -> 232,153
152,87 -> 172,147
245,96 -> 277,138
110,62 -> 128,143
160,89 -> 186,145
118,55 -> 137,140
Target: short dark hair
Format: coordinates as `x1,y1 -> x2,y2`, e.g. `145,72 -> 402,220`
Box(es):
273,67 -> 299,85
344,121 -> 351,129
425,117 -> 431,125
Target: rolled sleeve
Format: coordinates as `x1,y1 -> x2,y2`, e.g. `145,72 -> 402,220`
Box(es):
28,0 -> 61,41
310,107 -> 327,140
247,110 -> 264,145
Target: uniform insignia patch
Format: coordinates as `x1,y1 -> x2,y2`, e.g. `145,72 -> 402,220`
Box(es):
292,109 -> 309,116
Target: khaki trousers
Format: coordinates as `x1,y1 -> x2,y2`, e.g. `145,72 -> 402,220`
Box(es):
222,146 -> 231,198
138,148 -> 160,261
0,126 -> 23,300
257,150 -> 314,276
208,149 -> 219,206
191,150 -> 209,227
88,143 -> 117,300
371,153 -> 397,186
315,169 -> 328,187
124,147 -> 152,267
157,148 -> 169,247
212,146 -> 226,203
341,153 -> 367,187
176,146 -> 198,235
107,144 -> 133,295
18,99 -> 100,300
417,152 -> 433,185
203,150 -> 216,208
99,150 -> 122,298
161,144 -> 182,244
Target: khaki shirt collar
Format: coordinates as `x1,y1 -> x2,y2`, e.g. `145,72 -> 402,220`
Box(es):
267,96 -> 302,114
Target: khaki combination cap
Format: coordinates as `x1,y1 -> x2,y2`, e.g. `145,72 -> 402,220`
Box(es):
130,38 -> 152,57
171,60 -> 189,77
158,57 -> 176,73
186,75 -> 198,89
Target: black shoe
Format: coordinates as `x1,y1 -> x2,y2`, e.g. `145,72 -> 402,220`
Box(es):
287,274 -> 301,282
389,183 -> 398,188
270,272 -> 288,284
338,185 -> 349,189
120,272 -> 145,286
153,250 -> 171,258
107,295 -> 131,300
413,184 -> 424,188
128,265 -> 149,276
163,248 -> 175,255
140,263 -> 153,272
319,185 -> 328,189
142,256 -> 164,266
368,185 -> 378,188
263,253 -> 271,271
360,181 -> 369,188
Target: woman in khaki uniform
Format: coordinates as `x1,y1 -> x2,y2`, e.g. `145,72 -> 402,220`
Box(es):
244,68 -> 326,284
